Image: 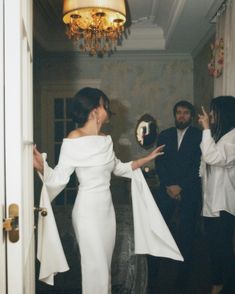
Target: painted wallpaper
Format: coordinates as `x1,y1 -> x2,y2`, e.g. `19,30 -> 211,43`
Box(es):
37,54 -> 194,162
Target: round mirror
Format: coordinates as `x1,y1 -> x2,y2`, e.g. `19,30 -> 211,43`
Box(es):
135,114 -> 157,149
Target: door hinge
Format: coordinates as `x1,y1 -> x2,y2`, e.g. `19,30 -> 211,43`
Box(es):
2,203 -> 19,243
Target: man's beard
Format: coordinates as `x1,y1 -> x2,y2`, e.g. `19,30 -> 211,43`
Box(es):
175,119 -> 192,130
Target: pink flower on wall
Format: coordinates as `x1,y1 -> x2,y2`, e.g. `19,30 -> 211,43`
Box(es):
208,38 -> 224,78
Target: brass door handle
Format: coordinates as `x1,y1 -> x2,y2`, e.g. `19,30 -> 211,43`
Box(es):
3,203 -> 19,243
34,206 -> 47,217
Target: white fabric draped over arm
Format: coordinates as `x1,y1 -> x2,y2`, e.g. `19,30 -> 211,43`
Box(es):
131,169 -> 183,260
200,129 -> 235,168
113,156 -> 183,261
37,146 -> 75,285
39,147 -> 75,202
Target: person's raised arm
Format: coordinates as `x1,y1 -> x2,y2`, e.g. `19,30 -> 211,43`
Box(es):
198,106 -> 210,130
131,145 -> 165,170
33,143 -> 75,201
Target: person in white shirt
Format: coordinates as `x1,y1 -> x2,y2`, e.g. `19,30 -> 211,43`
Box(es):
198,96 -> 235,294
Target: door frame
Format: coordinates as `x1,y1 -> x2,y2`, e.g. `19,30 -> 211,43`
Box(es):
3,1 -> 35,293
0,0 -> 6,293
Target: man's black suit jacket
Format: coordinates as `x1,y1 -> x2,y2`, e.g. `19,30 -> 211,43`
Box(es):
155,126 -> 202,197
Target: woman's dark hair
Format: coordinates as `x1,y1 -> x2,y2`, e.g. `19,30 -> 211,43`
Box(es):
210,95 -> 235,142
173,100 -> 195,117
71,87 -> 112,127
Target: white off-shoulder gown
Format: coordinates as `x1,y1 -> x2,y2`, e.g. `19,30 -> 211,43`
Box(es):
37,135 -> 183,293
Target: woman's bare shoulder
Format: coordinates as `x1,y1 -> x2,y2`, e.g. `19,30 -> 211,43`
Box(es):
66,129 -> 108,139
66,129 -> 82,139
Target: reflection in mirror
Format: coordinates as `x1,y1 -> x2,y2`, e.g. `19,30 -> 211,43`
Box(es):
135,114 -> 157,149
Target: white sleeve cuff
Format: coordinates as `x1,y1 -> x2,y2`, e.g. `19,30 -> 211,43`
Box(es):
202,129 -> 212,140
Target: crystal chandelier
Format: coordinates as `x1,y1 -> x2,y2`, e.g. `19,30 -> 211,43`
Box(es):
62,0 -> 127,56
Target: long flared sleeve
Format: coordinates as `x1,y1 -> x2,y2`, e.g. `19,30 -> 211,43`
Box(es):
113,157 -> 183,261
131,169 -> 183,260
39,144 -> 75,202
37,144 -> 75,285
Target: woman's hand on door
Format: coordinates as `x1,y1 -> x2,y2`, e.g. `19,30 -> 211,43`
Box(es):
33,145 -> 44,175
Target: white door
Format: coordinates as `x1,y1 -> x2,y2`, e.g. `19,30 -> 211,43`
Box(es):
1,1 -> 35,294
0,1 -> 6,293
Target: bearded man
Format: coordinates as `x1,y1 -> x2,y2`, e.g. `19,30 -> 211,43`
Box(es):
150,101 -> 202,290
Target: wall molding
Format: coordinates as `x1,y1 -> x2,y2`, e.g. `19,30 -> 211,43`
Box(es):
39,51 -> 193,62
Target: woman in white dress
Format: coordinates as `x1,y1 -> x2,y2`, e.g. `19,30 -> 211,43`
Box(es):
198,96 -> 235,294
34,87 -> 183,293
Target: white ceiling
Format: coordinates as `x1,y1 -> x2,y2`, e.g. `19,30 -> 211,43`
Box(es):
33,0 -> 224,55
